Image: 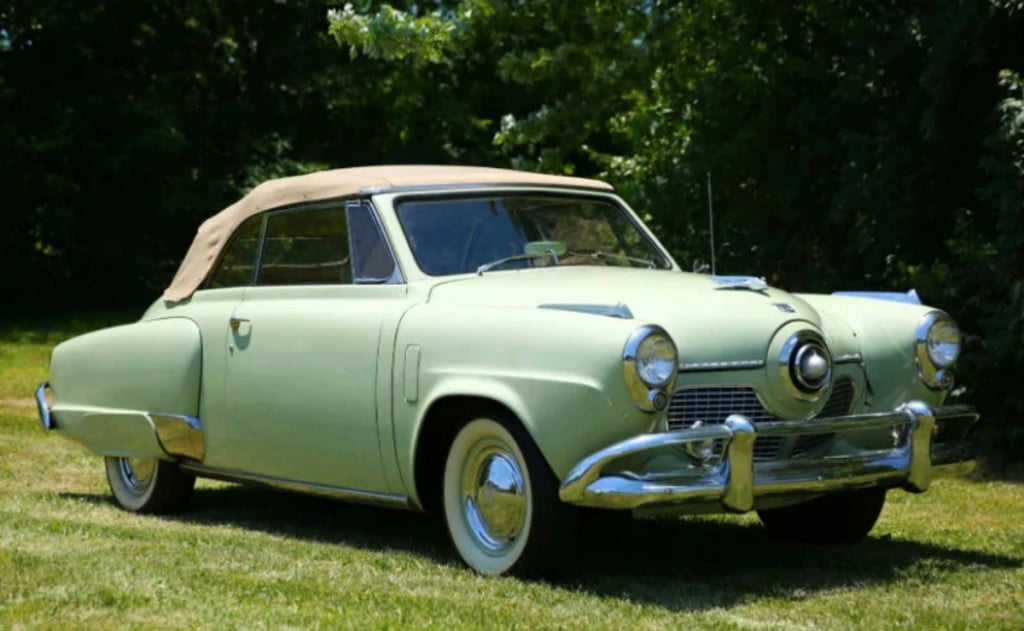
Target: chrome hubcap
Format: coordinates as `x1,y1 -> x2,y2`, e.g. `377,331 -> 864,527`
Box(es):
462,445 -> 526,554
118,457 -> 156,495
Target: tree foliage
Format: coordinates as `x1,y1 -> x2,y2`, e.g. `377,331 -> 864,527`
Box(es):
1,1 -> 1022,465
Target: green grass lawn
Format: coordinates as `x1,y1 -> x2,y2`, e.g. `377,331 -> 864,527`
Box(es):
1,317 -> 1022,629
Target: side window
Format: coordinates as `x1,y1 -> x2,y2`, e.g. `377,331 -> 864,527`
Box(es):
257,207 -> 350,285
207,215 -> 263,289
348,202 -> 397,283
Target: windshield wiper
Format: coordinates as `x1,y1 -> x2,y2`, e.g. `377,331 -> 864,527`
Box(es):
476,249 -> 560,275
568,250 -> 656,269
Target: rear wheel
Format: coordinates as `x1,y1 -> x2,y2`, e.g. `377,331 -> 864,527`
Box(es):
442,414 -> 574,576
104,456 -> 195,514
757,488 -> 887,544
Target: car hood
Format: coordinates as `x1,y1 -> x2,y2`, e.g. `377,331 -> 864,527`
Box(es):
425,267 -> 832,367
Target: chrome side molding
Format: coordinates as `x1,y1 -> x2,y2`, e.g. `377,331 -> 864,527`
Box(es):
677,359 -> 766,373
832,289 -> 922,305
152,413 -> 205,461
179,463 -> 412,509
538,302 -> 634,319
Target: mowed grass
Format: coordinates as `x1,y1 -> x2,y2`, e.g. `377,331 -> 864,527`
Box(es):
1,317 -> 1022,629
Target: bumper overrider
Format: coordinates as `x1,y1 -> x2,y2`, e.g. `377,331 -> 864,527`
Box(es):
559,402 -> 979,512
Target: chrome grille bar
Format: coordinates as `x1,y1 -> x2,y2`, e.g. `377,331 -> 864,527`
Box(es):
667,387 -> 782,460
666,380 -> 858,461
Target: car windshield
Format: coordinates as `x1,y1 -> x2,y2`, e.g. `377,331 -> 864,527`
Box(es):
396,195 -> 672,276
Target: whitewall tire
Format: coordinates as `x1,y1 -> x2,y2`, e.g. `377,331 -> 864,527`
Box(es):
442,415 -> 574,576
104,456 -> 195,514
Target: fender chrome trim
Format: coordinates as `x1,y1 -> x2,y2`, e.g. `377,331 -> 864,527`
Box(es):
677,359 -> 766,373
35,382 -> 55,430
152,413 -> 205,461
539,302 -> 634,319
833,289 -> 922,305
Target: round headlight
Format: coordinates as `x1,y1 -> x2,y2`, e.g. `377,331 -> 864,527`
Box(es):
635,334 -> 677,387
926,317 -> 961,368
916,312 -> 961,390
623,325 -> 678,410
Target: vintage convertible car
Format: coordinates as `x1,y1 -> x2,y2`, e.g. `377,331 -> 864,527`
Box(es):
36,165 -> 978,576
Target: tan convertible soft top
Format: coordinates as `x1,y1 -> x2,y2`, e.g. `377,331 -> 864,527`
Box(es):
163,165 -> 613,301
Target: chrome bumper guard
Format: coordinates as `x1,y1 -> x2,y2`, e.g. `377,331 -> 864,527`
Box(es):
35,382 -> 55,430
559,401 -> 978,512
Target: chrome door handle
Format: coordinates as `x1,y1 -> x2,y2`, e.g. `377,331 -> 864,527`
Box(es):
229,317 -> 250,331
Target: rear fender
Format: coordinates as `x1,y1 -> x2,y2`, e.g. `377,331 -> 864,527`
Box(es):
48,317 -> 204,460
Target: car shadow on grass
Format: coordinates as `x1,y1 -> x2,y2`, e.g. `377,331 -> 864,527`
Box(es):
60,484 -> 1020,612
556,516 -> 1021,610
62,484 -> 457,567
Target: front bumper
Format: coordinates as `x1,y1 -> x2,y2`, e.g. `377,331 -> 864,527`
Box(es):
559,401 -> 978,512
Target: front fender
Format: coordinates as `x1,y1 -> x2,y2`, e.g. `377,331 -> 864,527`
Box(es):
796,293 -> 948,410
392,304 -> 659,501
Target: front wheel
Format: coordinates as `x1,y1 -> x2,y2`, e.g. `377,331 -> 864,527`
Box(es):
104,456 -> 195,514
442,415 -> 574,576
757,487 -> 887,544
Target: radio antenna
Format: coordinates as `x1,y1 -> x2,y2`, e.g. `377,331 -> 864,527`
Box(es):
706,171 -> 716,275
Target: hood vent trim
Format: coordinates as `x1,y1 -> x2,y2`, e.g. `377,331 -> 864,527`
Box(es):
537,302 -> 633,319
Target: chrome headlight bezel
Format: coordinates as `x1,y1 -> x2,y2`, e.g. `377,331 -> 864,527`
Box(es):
623,325 -> 678,411
916,311 -> 960,390
778,330 -> 833,402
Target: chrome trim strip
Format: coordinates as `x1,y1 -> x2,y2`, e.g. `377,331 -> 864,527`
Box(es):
833,290 -> 922,305
754,409 -> 914,437
179,464 -> 413,509
151,413 -> 205,461
35,382 -> 55,430
678,359 -> 766,373
559,402 -> 976,512
539,302 -> 634,319
833,353 -> 863,364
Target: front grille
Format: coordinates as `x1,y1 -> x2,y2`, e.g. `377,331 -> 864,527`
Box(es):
819,377 -> 856,418
667,378 -> 858,461
793,377 -> 856,457
667,387 -> 783,460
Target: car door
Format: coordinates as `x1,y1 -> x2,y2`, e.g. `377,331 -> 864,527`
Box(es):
216,200 -> 408,494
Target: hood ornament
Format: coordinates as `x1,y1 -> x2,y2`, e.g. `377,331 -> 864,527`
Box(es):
711,275 -> 769,294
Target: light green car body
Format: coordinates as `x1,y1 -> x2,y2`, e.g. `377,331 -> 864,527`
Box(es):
39,185 -> 973,514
